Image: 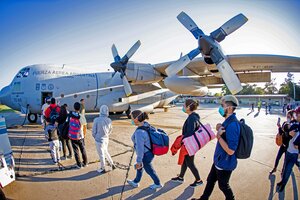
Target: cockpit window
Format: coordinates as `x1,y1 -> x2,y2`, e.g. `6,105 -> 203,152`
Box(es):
16,67 -> 30,78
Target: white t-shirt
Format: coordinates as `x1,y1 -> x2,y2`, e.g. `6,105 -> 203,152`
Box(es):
287,132 -> 299,154
41,104 -> 50,116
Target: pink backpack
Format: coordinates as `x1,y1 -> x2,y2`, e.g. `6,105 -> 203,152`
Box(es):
182,123 -> 215,156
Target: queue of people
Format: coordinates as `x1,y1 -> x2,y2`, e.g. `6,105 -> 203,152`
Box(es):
40,94 -> 299,198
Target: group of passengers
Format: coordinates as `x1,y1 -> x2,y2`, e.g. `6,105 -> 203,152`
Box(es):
41,94 -> 299,199
42,97 -> 116,171
270,108 -> 300,192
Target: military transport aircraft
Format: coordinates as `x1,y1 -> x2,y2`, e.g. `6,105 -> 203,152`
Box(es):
1,12 -> 300,123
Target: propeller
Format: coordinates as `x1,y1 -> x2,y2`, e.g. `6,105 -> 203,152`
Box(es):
165,12 -> 247,94
110,40 -> 141,96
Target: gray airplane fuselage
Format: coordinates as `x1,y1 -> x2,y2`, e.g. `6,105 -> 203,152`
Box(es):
0,65 -> 176,115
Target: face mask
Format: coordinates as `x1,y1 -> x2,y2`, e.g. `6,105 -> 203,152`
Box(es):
218,106 -> 225,117
287,119 -> 291,123
182,106 -> 186,113
131,119 -> 135,125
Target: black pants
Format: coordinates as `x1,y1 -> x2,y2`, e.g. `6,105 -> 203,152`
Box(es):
61,137 -> 72,157
179,155 -> 201,181
200,164 -> 234,200
71,139 -> 88,167
274,145 -> 286,170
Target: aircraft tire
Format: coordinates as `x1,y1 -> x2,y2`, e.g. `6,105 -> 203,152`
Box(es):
28,113 -> 37,123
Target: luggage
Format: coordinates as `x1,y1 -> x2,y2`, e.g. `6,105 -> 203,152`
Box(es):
137,126 -> 169,156
182,123 -> 215,156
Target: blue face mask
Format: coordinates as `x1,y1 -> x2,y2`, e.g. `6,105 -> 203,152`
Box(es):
182,106 -> 186,113
131,119 -> 135,125
218,106 -> 225,117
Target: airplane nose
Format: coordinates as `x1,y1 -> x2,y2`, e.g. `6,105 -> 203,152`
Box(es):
0,86 -> 10,106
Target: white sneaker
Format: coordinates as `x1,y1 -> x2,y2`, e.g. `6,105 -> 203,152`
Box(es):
149,183 -> 163,190
127,180 -> 139,188
97,168 -> 106,173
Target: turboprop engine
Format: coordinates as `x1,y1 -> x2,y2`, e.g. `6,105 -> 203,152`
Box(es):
126,62 -> 163,84
164,76 -> 208,96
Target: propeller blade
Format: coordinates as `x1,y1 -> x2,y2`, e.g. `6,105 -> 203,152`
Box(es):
220,13 -> 248,36
177,12 -> 204,39
216,59 -> 243,94
112,44 -> 121,62
123,40 -> 141,63
122,76 -> 133,96
165,48 -> 201,77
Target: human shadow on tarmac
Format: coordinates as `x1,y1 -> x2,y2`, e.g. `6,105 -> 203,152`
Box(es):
247,110 -> 254,116
254,111 -> 260,118
291,172 -> 299,200
268,174 -> 276,200
18,170 -> 99,182
143,181 -> 181,200
84,185 -> 132,200
175,186 -> 195,200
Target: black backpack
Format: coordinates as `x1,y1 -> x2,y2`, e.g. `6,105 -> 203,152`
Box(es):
49,106 -> 59,124
224,118 -> 254,159
59,115 -> 70,139
236,119 -> 254,159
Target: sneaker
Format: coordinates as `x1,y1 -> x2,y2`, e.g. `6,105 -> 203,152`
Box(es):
67,155 -> 73,159
82,163 -> 89,168
112,164 -> 117,170
97,168 -> 106,173
61,156 -> 66,160
127,180 -> 139,188
76,165 -> 82,169
149,183 -> 163,190
190,180 -> 203,187
171,176 -> 184,183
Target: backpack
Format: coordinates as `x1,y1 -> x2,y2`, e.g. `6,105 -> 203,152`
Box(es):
49,106 -> 59,124
137,126 -> 169,156
224,118 -> 254,159
68,117 -> 81,140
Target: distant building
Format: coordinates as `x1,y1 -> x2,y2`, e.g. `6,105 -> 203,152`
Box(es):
176,94 -> 292,106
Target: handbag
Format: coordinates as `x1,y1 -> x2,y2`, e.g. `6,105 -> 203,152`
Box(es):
182,122 -> 216,156
275,133 -> 283,146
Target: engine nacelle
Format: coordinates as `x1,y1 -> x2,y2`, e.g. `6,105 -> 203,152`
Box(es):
164,76 -> 208,96
126,62 -> 163,84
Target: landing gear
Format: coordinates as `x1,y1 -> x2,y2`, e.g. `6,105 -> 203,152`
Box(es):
28,113 -> 37,123
126,107 -> 131,119
115,111 -> 124,115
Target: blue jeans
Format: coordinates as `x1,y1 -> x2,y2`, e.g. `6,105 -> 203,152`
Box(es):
134,151 -> 160,185
281,151 -> 298,188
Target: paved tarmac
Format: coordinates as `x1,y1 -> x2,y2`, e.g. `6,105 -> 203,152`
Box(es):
2,104 -> 299,200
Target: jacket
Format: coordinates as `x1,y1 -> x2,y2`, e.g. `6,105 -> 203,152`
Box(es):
182,112 -> 200,139
214,113 -> 240,171
92,105 -> 112,143
44,104 -> 61,121
131,122 -> 151,163
45,124 -> 59,141
171,135 -> 188,165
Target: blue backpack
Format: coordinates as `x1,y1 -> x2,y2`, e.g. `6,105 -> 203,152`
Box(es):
138,126 -> 169,156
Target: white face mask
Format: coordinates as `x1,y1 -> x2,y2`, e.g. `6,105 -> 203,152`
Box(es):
287,119 -> 291,123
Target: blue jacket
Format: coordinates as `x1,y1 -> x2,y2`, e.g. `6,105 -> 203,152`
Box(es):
214,113 -> 240,171
131,122 -> 151,163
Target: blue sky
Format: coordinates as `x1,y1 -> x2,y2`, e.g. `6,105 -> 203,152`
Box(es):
1,0 -> 300,91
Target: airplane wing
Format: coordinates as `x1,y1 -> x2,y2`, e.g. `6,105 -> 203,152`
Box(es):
154,54 -> 300,76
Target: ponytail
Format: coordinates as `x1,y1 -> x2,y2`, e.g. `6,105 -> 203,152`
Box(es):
131,110 -> 149,122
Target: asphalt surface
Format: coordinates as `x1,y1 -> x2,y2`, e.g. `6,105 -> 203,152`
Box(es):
1,104 -> 299,200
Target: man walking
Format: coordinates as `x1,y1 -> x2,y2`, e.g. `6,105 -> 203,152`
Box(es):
192,95 -> 240,200
69,102 -> 88,169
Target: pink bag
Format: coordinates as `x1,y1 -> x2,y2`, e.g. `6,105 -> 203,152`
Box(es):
182,123 -> 216,156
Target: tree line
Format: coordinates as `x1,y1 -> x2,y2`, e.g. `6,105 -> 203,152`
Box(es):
216,73 -> 300,101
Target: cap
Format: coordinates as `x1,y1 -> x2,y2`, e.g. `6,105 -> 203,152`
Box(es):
221,95 -> 239,106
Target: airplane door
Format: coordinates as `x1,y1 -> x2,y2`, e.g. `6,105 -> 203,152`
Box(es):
41,92 -> 52,105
